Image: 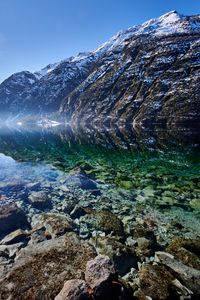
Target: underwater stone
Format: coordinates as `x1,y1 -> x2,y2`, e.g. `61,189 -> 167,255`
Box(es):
28,191 -> 52,210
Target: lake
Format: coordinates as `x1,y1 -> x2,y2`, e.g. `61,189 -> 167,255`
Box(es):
0,122 -> 199,243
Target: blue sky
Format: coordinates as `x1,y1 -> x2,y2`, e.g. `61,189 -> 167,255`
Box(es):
0,0 -> 199,83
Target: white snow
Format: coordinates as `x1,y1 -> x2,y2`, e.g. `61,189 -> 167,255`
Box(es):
33,11 -> 200,81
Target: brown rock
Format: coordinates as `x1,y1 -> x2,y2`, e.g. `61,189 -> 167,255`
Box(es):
0,232 -> 96,299
0,229 -> 29,245
37,213 -> 75,238
81,209 -> 125,238
166,238 -> 200,270
55,279 -> 90,300
0,204 -> 29,236
139,264 -> 176,300
85,255 -> 116,289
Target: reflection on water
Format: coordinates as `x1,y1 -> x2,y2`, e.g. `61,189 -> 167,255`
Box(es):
0,124 -> 200,241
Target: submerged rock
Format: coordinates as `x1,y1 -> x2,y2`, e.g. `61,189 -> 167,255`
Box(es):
89,236 -> 137,275
166,238 -> 200,270
0,204 -> 29,236
34,213 -> 75,238
28,191 -> 52,209
0,232 -> 96,299
0,229 -> 29,245
80,209 -> 125,238
139,264 -> 176,300
155,251 -> 200,295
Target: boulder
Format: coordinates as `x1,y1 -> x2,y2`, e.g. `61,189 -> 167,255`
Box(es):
155,251 -> 200,295
89,236 -> 137,275
0,229 -> 29,245
0,232 -> 96,299
35,213 -> 75,238
80,209 -> 125,238
85,255 -> 116,289
28,191 -> 52,209
55,279 -> 90,300
139,264 -> 176,300
0,204 -> 29,236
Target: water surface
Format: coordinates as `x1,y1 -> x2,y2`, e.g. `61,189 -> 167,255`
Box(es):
0,124 -> 199,242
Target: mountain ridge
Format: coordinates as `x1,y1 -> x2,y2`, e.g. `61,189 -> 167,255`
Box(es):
0,11 -> 199,146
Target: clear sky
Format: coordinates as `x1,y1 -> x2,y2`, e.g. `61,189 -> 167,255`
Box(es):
0,0 -> 199,83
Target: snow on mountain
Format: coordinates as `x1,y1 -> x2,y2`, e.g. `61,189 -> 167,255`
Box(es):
34,63 -> 60,79
30,11 -> 200,82
0,11 -> 200,119
94,11 -> 200,55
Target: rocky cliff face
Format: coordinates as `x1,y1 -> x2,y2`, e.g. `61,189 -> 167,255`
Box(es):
0,11 -> 200,143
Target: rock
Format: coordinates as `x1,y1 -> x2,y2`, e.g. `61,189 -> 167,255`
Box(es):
90,236 -> 137,275
0,242 -> 24,259
85,255 -> 135,300
63,168 -> 100,195
0,204 -> 29,236
155,251 -> 200,295
26,182 -> 41,191
189,198 -> 200,211
70,205 -> 88,219
133,225 -> 157,258
85,255 -> 117,299
37,213 -> 75,238
0,229 -> 29,245
166,238 -> 200,270
80,209 -> 125,238
85,255 -> 116,289
0,232 -> 96,299
136,237 -> 154,258
55,279 -> 90,300
28,191 -> 52,209
28,226 -> 48,245
139,264 -> 176,300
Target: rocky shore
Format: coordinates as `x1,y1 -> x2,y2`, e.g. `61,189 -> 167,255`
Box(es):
0,162 -> 200,300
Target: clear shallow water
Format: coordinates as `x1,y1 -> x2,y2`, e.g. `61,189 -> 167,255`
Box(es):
0,125 -> 200,242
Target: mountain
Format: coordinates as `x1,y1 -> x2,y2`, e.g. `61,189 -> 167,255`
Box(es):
0,11 -> 200,143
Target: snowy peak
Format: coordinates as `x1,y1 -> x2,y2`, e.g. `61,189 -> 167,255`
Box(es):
95,11 -> 200,55
135,10 -> 200,36
34,63 -> 59,79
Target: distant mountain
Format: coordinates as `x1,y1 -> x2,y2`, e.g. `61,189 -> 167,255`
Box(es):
0,11 -> 199,142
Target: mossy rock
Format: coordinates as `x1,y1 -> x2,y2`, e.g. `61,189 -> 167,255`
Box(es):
189,199 -> 200,211
166,238 -> 200,270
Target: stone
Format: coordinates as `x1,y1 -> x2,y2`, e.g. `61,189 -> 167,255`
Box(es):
28,191 -> 52,209
0,229 -> 29,245
70,205 -> 88,219
55,279 -> 90,300
85,255 -> 116,289
0,204 -> 29,236
37,213 -> 75,238
189,198 -> 200,211
155,251 -> 200,295
80,209 -> 125,238
166,238 -> 200,270
0,232 -> 96,299
139,264 -> 176,300
89,236 -> 137,275
85,255 -> 135,300
136,237 -> 154,258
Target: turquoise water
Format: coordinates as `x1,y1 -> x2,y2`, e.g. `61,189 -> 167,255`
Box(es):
0,125 -> 200,242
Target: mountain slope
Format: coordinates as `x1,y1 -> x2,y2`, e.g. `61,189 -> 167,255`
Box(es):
0,11 -> 200,144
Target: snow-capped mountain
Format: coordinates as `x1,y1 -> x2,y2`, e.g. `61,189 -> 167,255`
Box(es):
0,11 -> 199,143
